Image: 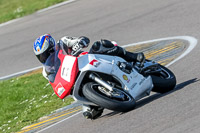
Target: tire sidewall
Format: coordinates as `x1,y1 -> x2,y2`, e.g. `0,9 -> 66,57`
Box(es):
151,65 -> 176,93
83,82 -> 136,112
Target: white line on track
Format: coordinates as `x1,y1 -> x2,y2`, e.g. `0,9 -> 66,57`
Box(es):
0,0 -> 76,28
0,18 -> 22,28
35,36 -> 197,132
164,36 -> 197,67
122,36 -> 198,67
37,0 -> 76,13
36,111 -> 82,133
0,66 -> 42,80
1,36 -> 197,132
0,36 -> 197,80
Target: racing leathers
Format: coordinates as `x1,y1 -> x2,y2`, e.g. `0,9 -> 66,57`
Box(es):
57,36 -> 145,62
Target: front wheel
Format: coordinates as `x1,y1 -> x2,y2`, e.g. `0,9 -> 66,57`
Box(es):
82,82 -> 136,112
151,65 -> 176,93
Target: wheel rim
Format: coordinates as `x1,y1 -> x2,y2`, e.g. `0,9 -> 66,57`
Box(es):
159,68 -> 171,79
153,66 -> 171,79
91,84 -> 132,102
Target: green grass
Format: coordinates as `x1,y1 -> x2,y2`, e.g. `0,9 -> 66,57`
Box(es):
0,73 -> 74,133
0,0 -> 67,24
0,0 -> 73,132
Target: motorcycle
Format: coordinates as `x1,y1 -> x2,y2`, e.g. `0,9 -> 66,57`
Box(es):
47,47 -> 176,119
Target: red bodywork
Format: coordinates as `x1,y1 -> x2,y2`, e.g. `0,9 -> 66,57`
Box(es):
49,50 -> 79,99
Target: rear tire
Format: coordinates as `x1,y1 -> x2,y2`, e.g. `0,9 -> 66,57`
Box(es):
82,82 -> 136,112
151,65 -> 176,93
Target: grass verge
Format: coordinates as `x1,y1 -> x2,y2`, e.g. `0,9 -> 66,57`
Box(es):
0,0 -> 74,132
0,0 -> 68,24
0,73 -> 74,133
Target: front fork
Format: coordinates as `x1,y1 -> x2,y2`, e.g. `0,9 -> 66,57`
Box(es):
89,73 -> 114,92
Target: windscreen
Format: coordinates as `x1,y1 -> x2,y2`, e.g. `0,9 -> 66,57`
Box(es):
44,51 -> 61,83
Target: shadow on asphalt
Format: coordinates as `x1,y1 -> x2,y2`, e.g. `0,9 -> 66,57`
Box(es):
136,78 -> 200,109
101,111 -> 122,119
100,78 -> 199,119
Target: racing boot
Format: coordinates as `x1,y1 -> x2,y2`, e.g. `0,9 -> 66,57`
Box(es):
117,46 -> 145,64
90,39 -> 145,64
82,104 -> 104,119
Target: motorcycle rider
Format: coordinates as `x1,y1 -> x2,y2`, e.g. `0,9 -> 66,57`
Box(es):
33,34 -> 145,119
33,34 -> 145,64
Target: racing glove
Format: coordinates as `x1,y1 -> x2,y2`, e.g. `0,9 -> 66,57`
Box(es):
61,36 -> 90,56
61,36 -> 90,49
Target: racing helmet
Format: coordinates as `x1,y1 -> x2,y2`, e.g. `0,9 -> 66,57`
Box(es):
33,34 -> 56,63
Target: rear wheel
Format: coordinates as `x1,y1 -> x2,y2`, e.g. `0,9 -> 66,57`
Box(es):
82,82 -> 136,112
151,65 -> 176,93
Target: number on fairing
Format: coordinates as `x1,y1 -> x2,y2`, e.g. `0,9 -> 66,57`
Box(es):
61,56 -> 76,82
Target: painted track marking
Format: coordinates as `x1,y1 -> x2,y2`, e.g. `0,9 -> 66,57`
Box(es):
0,0 -> 76,28
2,36 -> 196,133
0,36 -> 197,80
18,107 -> 82,133
122,36 -> 197,67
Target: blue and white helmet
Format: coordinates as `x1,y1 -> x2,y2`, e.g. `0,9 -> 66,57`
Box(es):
33,34 -> 56,63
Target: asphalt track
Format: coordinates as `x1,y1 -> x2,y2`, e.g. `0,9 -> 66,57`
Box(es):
1,0 -> 200,133
19,36 -> 196,133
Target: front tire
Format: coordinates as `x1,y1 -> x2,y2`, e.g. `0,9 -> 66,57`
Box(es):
151,65 -> 176,93
82,82 -> 136,112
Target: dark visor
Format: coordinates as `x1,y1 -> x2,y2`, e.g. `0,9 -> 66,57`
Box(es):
36,48 -> 51,63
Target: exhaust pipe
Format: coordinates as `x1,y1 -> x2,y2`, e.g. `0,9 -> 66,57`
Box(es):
89,73 -> 113,92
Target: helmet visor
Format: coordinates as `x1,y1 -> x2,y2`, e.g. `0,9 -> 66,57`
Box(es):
36,48 -> 51,63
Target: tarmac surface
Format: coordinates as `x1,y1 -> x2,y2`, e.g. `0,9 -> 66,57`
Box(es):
19,36 -> 197,133
1,0 -> 200,133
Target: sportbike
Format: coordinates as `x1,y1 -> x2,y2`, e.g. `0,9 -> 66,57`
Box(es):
47,48 -> 176,119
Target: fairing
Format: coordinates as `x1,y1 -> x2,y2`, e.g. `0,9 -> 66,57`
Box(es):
73,54 -> 153,104
48,50 -> 79,99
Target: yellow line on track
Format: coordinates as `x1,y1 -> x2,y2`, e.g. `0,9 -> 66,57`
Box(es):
158,57 -> 175,66
18,40 -> 185,133
18,107 -> 82,133
145,44 -> 179,59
